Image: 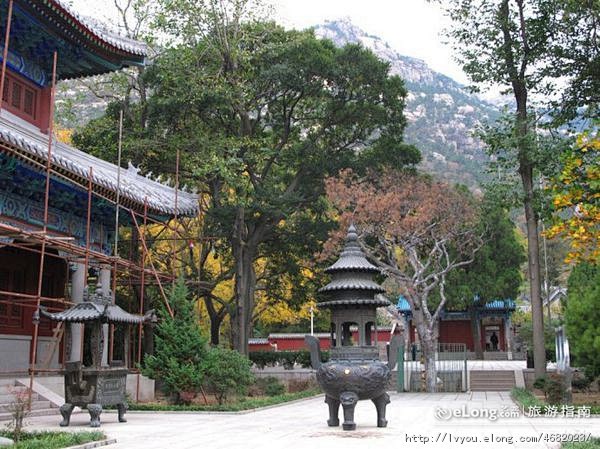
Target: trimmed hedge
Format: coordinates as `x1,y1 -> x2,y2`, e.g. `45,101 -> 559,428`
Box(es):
125,389 -> 321,412
249,350 -> 329,369
0,431 -> 105,449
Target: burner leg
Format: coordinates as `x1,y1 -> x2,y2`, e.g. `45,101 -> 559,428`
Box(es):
325,396 -> 340,426
59,403 -> 74,427
117,402 -> 128,422
372,392 -> 390,427
88,403 -> 102,427
340,391 -> 358,431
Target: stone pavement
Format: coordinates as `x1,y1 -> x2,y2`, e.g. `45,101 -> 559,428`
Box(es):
25,392 -> 599,449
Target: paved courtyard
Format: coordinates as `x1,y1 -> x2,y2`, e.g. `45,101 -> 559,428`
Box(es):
25,392 -> 599,449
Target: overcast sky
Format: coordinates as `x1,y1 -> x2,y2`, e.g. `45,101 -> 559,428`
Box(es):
72,0 -> 468,84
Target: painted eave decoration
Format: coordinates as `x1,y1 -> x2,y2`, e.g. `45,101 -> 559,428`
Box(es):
0,110 -> 199,216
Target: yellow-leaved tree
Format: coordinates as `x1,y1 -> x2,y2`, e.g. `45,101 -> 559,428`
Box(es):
547,128 -> 600,263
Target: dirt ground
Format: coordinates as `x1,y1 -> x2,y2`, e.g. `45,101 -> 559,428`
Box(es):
573,392 -> 600,406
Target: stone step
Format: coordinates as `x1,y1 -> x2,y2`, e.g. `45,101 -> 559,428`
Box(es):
0,400 -> 53,412
470,372 -> 515,379
470,382 -> 515,387
0,385 -> 28,393
471,385 -> 514,391
470,370 -> 515,391
0,407 -> 60,422
470,374 -> 515,379
0,392 -> 39,403
0,379 -> 16,388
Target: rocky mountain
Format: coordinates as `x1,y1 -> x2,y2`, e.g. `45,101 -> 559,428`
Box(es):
315,19 -> 499,189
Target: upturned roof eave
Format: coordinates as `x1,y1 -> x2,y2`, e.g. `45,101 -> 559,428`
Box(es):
0,110 -> 199,217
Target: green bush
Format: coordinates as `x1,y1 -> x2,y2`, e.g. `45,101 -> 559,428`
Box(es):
572,375 -> 592,392
204,347 -> 254,404
533,376 -> 548,390
545,374 -> 566,405
263,377 -> 286,396
141,279 -> 208,404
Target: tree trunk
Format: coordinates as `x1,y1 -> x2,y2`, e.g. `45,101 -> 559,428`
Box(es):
470,307 -> 483,359
423,340 -> 437,393
512,60 -> 546,377
209,315 -> 222,347
413,314 -> 439,393
231,238 -> 257,356
203,296 -> 226,347
520,163 -> 546,377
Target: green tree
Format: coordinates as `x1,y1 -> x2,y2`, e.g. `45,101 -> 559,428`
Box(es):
143,16 -> 419,354
142,278 -> 208,404
74,1 -> 419,353
564,262 -> 600,379
444,193 -> 526,357
546,1 -> 600,124
436,0 -> 569,377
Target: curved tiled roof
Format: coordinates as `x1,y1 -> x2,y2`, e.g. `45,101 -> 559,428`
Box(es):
396,296 -> 516,314
484,299 -> 516,311
317,297 -> 390,308
33,0 -> 148,57
39,302 -> 153,324
0,111 -> 199,216
318,278 -> 386,293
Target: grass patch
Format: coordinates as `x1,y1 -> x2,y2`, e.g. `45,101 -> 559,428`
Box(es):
128,388 -> 321,412
512,387 -> 600,415
511,387 -> 545,412
0,430 -> 105,449
562,438 -> 600,449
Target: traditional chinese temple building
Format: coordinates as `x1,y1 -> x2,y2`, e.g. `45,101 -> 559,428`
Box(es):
397,296 -> 518,359
0,0 -> 198,381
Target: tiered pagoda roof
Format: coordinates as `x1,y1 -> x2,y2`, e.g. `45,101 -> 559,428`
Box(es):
318,225 -> 389,309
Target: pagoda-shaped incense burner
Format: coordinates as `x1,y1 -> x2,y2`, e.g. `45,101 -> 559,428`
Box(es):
305,225 -> 400,431
37,289 -> 155,427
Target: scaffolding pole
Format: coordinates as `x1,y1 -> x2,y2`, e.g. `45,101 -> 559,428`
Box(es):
172,149 -> 179,285
136,198 -> 148,402
110,110 -> 124,364
28,50 -> 58,406
129,209 -> 173,318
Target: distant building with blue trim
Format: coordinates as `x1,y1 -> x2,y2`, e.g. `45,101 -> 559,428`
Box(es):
396,296 -> 518,359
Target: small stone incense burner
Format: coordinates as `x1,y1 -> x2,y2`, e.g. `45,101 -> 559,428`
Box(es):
305,225 -> 400,431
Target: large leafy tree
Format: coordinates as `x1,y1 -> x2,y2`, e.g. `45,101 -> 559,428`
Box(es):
437,0 -> 566,377
143,7 -> 419,353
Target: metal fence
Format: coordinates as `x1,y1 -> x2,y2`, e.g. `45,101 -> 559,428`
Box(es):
397,343 -> 467,392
